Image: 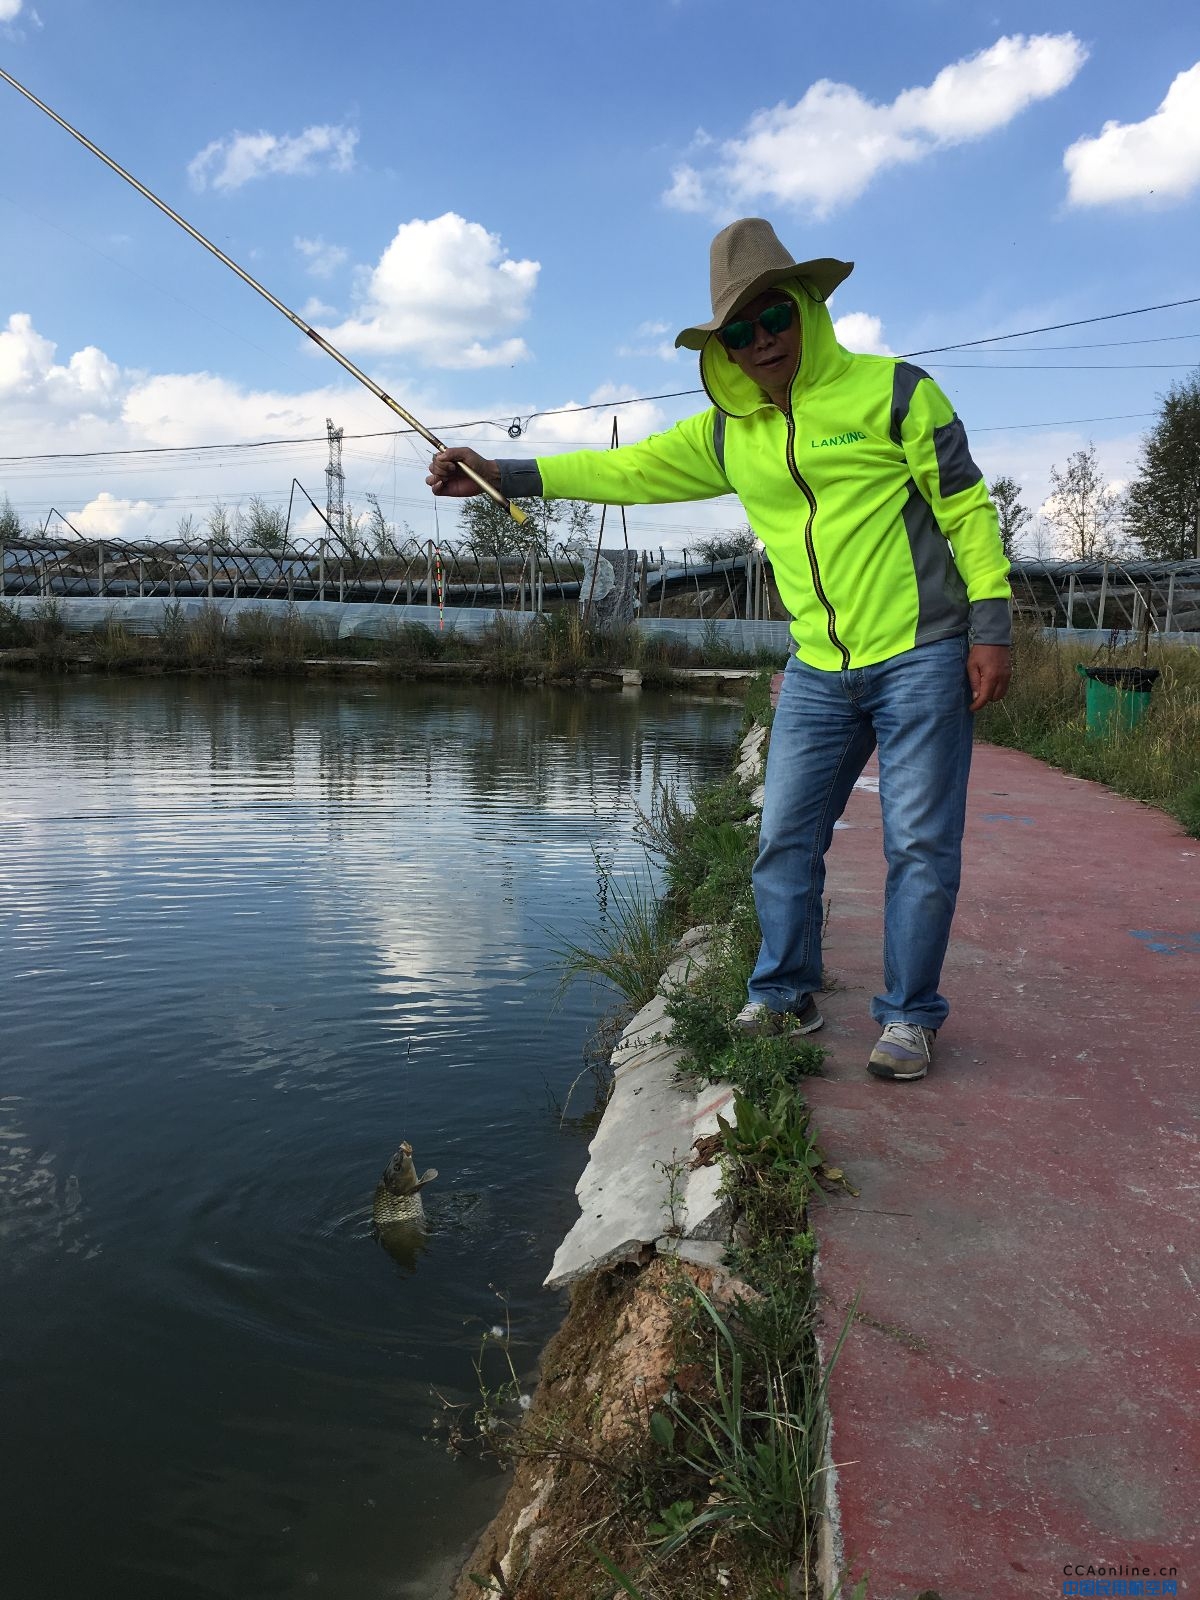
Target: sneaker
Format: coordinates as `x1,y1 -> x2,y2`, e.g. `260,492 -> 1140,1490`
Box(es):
868,1022 -> 935,1081
733,996 -> 824,1039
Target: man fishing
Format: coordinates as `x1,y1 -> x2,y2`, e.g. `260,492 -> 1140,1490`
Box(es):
427,217 -> 1012,1083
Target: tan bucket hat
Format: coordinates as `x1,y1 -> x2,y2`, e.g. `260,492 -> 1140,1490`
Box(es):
674,218 -> 853,350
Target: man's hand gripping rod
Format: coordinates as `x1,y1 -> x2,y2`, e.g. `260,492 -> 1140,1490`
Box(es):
0,66 -> 526,526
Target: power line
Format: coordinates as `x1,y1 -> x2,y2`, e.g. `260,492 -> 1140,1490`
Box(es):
959,330 -> 1200,352
971,410 -> 1155,433
3,292 -> 1198,472
900,294 -> 1200,357
926,361 -> 1200,371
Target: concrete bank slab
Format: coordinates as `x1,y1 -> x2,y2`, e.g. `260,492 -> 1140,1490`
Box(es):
806,744 -> 1198,1598
545,931 -> 736,1290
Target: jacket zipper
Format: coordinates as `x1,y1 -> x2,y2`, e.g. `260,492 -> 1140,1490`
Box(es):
785,409 -> 849,668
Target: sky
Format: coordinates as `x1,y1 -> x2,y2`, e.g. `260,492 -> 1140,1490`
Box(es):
1,0 -> 1198,555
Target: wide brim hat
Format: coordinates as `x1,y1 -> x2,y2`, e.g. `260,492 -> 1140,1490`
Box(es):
674,217 -> 854,350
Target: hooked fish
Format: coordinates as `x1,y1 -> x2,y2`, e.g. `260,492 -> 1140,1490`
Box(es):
372,1141 -> 438,1231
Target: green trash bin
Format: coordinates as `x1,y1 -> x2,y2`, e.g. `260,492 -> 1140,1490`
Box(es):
1076,664 -> 1160,737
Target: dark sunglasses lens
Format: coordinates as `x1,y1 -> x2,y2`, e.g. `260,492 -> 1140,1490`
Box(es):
759,302 -> 793,335
719,319 -> 754,350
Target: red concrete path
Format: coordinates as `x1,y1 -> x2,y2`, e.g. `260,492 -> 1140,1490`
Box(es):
806,744 -> 1198,1600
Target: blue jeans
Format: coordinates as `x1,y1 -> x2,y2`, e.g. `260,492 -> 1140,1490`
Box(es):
749,635 -> 973,1030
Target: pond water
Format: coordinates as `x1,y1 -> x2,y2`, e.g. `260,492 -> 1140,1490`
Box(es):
0,673 -> 742,1600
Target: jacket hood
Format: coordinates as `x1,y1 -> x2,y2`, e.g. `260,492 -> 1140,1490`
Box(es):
699,281 -> 854,418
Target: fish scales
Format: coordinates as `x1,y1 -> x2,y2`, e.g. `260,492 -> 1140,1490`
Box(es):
372,1140 -> 437,1232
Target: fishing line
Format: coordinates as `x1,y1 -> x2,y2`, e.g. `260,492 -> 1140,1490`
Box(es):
0,65 -> 525,526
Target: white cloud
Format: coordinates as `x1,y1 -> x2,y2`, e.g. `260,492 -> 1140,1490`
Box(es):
320,213 -> 539,369
617,319 -> 680,361
0,311 -> 54,390
294,235 -> 349,278
300,295 -> 339,322
833,312 -> 893,355
520,384 -> 668,450
66,492 -> 161,539
0,308 -> 682,540
188,125 -> 358,192
0,313 -> 123,413
0,0 -> 24,19
121,371 -> 345,448
663,164 -> 708,213
0,308 -> 364,465
1064,63 -> 1200,206
666,33 -> 1086,218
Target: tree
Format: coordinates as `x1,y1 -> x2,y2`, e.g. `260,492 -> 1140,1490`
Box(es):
245,495 -> 286,552
1124,372 -> 1200,560
694,524 -> 759,563
364,494 -> 397,559
457,495 -> 595,563
0,494 -> 22,539
1043,444 -> 1125,561
989,475 -> 1031,558
206,500 -> 233,549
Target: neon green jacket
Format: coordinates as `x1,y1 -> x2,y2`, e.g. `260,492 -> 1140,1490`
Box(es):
502,283 -> 1011,670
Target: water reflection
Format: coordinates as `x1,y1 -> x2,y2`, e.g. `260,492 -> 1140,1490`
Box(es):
0,672 -> 741,1599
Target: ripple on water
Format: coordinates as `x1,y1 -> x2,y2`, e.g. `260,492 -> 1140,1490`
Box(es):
0,675 -> 743,1598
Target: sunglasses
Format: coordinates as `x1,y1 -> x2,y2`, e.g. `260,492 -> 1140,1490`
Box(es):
717,301 -> 795,350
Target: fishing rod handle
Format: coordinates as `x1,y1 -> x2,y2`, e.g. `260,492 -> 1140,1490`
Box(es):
462,461 -> 526,523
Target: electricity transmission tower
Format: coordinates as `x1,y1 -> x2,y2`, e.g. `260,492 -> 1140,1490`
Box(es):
325,418 -> 345,537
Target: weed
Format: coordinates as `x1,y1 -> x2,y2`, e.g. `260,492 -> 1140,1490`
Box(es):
741,667 -> 777,733
976,628 -> 1200,837
0,600 -> 30,648
186,604 -> 229,665
545,702 -> 847,1598
377,619 -> 445,663
91,614 -> 138,668
229,603 -> 331,664
229,605 -> 276,657
430,1291 -> 528,1460
271,604 -> 332,663
628,1280 -> 852,1595
29,598 -> 65,643
555,852 -> 678,1010
154,600 -> 189,663
655,1154 -> 689,1238
553,1008 -> 626,1127
477,613 -> 534,679
1178,779 -> 1200,837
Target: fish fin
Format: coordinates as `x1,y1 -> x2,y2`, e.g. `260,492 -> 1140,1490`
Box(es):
415,1168 -> 438,1189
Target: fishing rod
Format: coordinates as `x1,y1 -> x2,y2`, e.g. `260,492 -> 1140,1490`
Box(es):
0,66 -> 525,525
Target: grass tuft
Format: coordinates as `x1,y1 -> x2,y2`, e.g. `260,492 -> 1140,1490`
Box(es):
976,628 -> 1200,837
555,852 -> 678,1011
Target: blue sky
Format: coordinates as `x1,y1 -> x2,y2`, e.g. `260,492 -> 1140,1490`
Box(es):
1,0 -> 1198,552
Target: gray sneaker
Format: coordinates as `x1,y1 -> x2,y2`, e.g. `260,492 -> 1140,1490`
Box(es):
733,996 -> 824,1039
868,1022 -> 935,1081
